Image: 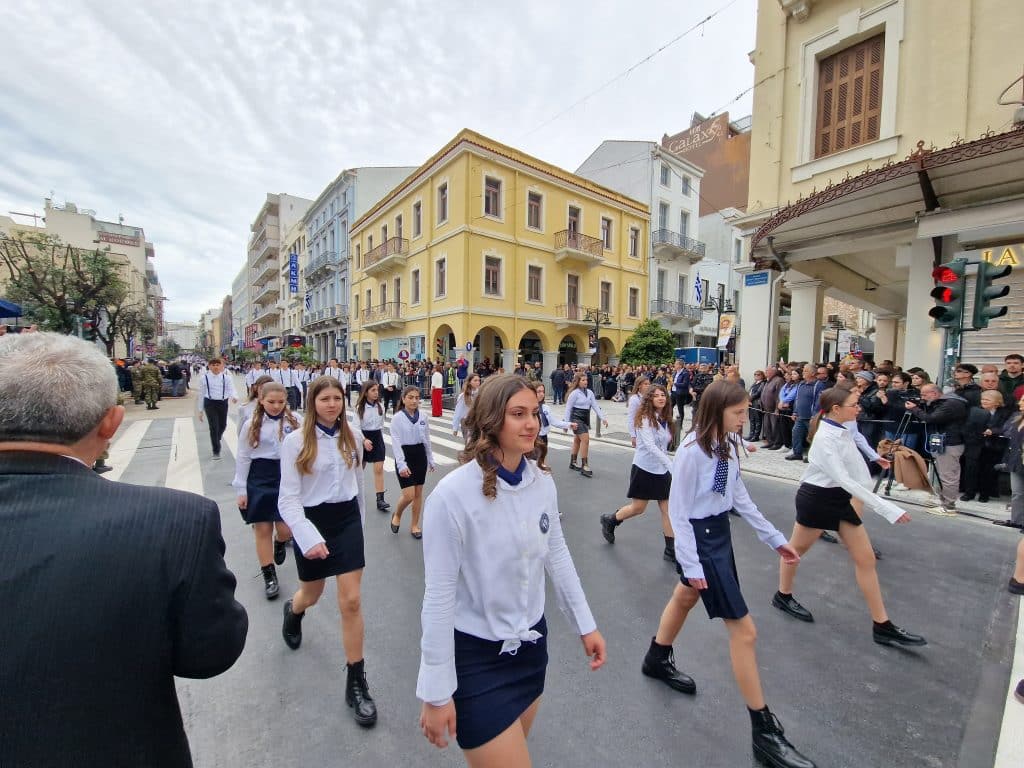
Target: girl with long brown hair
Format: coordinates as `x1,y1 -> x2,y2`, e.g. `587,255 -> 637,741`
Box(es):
601,384 -> 676,562
771,386 -> 927,649
530,381 -> 573,448
563,371 -> 608,477
453,373 -> 482,442
642,381 -> 816,768
238,375 -> 273,437
232,381 -> 301,599
277,375 -> 378,728
355,380 -> 389,512
418,374 -> 605,766
389,385 -> 436,538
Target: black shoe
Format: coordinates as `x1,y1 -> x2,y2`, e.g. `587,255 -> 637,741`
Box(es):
768,444 -> 784,451
750,707 -> 817,768
346,660 -> 378,727
978,496 -> 989,503
873,621 -> 927,647
273,538 -> 288,566
569,458 -> 580,471
801,457 -> 809,463
819,530 -> 839,544
580,462 -> 593,478
600,513 -> 618,544
772,591 -> 814,623
1008,577 -> 1024,595
375,492 -> 390,511
784,454 -> 802,461
151,405 -> 159,410
959,493 -> 975,502
390,514 -> 400,534
212,453 -> 221,461
663,536 -> 676,563
282,599 -> 304,649
262,564 -> 280,600
642,640 -> 696,695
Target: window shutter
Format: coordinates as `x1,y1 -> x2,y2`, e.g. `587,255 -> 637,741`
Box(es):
815,34 -> 884,158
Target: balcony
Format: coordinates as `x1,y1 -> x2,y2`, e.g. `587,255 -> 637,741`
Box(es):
361,301 -> 406,331
254,302 -> 281,323
651,229 -> 705,263
251,255 -> 279,284
650,299 -> 704,324
249,234 -> 279,263
303,251 -> 342,283
554,230 -> 604,267
554,304 -> 608,331
363,237 -> 409,276
252,281 -> 280,305
256,325 -> 281,340
301,304 -> 349,330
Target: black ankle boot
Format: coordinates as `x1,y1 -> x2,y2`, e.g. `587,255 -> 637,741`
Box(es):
273,538 -> 289,566
261,564 -> 280,600
750,706 -> 816,768
641,638 -> 696,694
569,455 -> 580,471
580,460 -> 593,478
376,491 -> 390,511
663,536 -> 676,563
282,599 -> 304,649
345,660 -> 378,727
600,512 -> 620,544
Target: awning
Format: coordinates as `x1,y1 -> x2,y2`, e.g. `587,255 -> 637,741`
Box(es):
0,298 -> 23,318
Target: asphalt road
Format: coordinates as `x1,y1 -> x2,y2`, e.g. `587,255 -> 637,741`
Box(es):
158,415 -> 1021,768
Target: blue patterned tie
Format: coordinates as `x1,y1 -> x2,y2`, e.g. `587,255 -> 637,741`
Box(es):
712,451 -> 728,495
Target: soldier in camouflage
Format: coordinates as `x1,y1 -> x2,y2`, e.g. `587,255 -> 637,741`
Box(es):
130,361 -> 144,404
141,359 -> 162,410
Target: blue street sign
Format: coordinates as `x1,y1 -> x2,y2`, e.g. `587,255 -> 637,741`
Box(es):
744,271 -> 770,287
289,253 -> 299,293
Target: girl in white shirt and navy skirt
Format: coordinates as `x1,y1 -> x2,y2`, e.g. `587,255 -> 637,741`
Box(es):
601,384 -> 676,563
417,374 -> 606,765
452,373 -> 482,444
232,381 -> 300,599
626,376 -> 651,446
355,380 -> 390,512
563,372 -> 608,478
389,385 -> 436,539
771,386 -> 927,649
645,381 -> 816,768
277,375 -> 377,728
530,382 -> 573,450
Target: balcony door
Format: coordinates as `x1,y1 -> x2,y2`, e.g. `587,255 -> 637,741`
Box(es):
567,206 -> 580,248
567,274 -> 580,319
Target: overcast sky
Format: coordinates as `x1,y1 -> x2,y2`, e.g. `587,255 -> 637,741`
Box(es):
0,0 -> 757,321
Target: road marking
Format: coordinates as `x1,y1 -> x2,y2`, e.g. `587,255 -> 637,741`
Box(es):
165,417 -> 204,495
221,412 -> 239,460
381,432 -> 456,466
104,419 -> 151,482
994,598 -> 1024,767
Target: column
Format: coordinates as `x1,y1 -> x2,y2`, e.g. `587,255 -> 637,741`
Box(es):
501,348 -> 516,373
895,319 -> 907,367
542,350 -> 559,382
577,353 -> 593,368
786,279 -> 827,363
899,240 -> 943,373
735,265 -> 781,384
873,314 -> 901,364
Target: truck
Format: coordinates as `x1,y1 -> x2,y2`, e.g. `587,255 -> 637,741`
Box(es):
673,347 -> 720,365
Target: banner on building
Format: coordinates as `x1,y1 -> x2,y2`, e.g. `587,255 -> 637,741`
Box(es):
716,313 -> 737,349
289,253 -> 299,293
245,323 -> 259,349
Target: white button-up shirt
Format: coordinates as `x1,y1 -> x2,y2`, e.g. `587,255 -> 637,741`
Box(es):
277,426 -> 365,554
633,418 -> 673,475
416,460 -> 597,705
232,414 -> 302,492
388,410 -> 435,473
197,372 -> 236,412
626,393 -> 642,439
669,433 -> 787,580
358,402 -> 384,432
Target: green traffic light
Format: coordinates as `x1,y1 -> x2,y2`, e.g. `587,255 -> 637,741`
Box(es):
971,261 -> 1011,329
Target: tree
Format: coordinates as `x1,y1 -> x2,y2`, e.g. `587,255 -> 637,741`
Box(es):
116,304 -> 157,358
0,231 -> 127,334
156,338 -> 182,360
283,344 -> 318,366
618,319 -> 677,365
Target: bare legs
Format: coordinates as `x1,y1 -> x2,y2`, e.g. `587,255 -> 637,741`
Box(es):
572,432 -> 590,462
253,522 -> 274,566
612,499 -> 673,536
1015,538 -> 1024,583
372,461 -> 385,494
392,485 -> 425,534
289,570 -> 366,663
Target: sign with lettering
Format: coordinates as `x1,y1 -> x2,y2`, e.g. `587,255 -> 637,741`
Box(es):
664,115 -> 728,156
98,231 -> 141,247
978,243 -> 1021,268
744,271 -> 770,287
289,253 -> 299,293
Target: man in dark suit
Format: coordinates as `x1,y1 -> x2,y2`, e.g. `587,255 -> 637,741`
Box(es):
0,332 -> 248,768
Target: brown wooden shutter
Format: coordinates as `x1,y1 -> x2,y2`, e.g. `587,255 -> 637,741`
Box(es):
815,34 -> 884,158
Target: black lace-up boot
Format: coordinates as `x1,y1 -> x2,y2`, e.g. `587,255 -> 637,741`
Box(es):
345,659 -> 378,727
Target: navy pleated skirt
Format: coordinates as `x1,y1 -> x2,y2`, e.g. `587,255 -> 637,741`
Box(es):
453,616 -> 548,750
293,498 -> 364,581
795,483 -> 861,531
398,443 -> 428,488
679,511 -> 748,620
241,458 -> 282,524
626,465 -> 671,501
362,429 -> 386,464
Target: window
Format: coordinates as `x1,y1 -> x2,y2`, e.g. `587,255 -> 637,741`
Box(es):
701,279 -> 709,306
567,206 -> 580,233
355,244 -> 360,269
656,269 -> 666,301
484,255 -> 501,296
435,257 -> 446,297
600,281 -> 611,313
600,217 -> 612,250
367,234 -> 373,252
733,290 -> 740,312
658,202 -> 669,230
681,175 -> 691,195
437,183 -> 448,223
815,33 -> 884,158
659,164 -> 670,187
527,192 -> 542,229
365,289 -> 372,313
717,283 -> 725,307
678,274 -> 687,303
484,177 -> 501,217
679,211 -> 689,237
380,282 -> 387,306
381,224 -> 388,243
528,265 -> 542,302
354,294 -> 359,320
629,227 -> 639,258
628,287 -> 639,318
395,214 -> 403,240
393,276 -> 401,304
734,239 -> 743,263
413,201 -> 422,237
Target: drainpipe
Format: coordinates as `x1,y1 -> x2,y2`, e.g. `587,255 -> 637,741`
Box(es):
766,237 -> 789,366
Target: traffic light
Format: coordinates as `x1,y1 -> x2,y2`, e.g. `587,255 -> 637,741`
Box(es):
971,260 -> 1011,329
82,319 -> 98,342
928,260 -> 967,328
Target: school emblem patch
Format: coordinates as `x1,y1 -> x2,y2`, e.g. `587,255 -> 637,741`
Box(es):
539,512 -> 550,534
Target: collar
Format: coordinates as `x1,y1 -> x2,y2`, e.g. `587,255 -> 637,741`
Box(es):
403,409 -> 420,424
0,450 -> 97,477
495,455 -> 528,486
265,412 -> 283,421
823,418 -> 845,428
316,422 -> 338,437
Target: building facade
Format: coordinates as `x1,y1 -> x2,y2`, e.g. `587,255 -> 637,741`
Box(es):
735,0 -> 1024,381
349,130 -> 649,372
301,166 -> 416,362
230,264 -> 249,354
164,321 -> 198,353
575,141 -> 705,346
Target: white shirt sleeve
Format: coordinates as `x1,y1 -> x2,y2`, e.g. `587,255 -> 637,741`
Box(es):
197,375 -> 208,413
544,405 -> 572,431
627,396 -> 640,438
668,444 -> 704,579
225,373 -> 237,400
390,416 -> 409,473
843,419 -> 881,461
277,435 -> 326,554
231,418 -> 253,492
543,503 -> 597,636
635,421 -> 673,475
810,428 -> 906,524
588,392 -> 606,422
424,418 -> 435,469
452,395 -> 468,435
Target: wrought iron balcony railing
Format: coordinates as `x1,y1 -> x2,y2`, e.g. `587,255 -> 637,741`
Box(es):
363,237 -> 409,270
554,230 -> 604,260
650,299 -> 704,322
651,229 -> 706,260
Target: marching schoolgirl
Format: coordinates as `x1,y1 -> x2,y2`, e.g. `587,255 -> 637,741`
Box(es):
626,376 -> 651,446
232,382 -> 300,599
563,371 -> 608,478
452,373 -> 482,443
417,374 -> 606,766
771,386 -> 927,649
643,381 -> 816,768
601,384 -> 676,563
238,375 -> 274,436
389,385 -> 436,539
355,380 -> 390,512
531,382 -> 573,449
278,375 -> 378,728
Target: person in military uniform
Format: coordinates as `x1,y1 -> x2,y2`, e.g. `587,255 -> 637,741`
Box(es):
142,359 -> 162,410
130,361 -> 145,404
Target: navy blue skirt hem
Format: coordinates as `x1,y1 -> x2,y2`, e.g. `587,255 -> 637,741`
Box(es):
679,511 -> 748,620
362,429 -> 386,464
293,498 -> 364,581
398,443 -> 428,488
241,458 -> 282,524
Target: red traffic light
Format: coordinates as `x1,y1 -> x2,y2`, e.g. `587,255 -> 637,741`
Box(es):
932,266 -> 959,283
934,287 -> 953,303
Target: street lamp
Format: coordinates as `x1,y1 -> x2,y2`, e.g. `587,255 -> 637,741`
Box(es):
702,297 -> 734,366
583,307 -> 611,366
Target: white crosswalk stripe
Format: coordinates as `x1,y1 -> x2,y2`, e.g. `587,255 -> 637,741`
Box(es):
165,417 -> 204,495
105,419 -> 151,482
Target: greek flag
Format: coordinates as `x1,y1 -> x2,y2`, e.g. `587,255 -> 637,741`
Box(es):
693,272 -> 703,305
304,291 -> 312,310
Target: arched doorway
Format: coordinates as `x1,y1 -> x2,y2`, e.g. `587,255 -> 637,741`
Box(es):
433,324 -> 457,363
558,334 -> 580,367
597,337 -> 616,367
518,331 -> 544,366
470,325 -> 509,370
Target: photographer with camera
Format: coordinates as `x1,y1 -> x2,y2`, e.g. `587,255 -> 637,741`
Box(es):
906,384 -> 968,513
878,371 -> 921,451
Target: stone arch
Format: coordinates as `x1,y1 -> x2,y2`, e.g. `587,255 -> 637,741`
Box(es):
517,328 -> 551,366
597,337 -> 616,367
471,325 -> 509,368
558,333 -> 585,367
431,323 -> 457,362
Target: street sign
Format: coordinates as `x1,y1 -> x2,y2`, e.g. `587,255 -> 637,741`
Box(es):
334,338 -> 344,347
744,271 -> 769,287
465,342 -> 472,351
398,349 -> 410,360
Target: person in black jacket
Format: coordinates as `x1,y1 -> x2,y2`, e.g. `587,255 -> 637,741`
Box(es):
997,393 -> 1024,529
878,372 -> 921,451
854,371 -> 886,454
961,390 -> 1012,503
953,364 -> 982,408
747,370 -> 766,441
907,384 -> 969,512
0,332 -> 248,768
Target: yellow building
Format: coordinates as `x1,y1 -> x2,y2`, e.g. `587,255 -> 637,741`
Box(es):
350,129 -> 649,371
735,0 -> 1024,379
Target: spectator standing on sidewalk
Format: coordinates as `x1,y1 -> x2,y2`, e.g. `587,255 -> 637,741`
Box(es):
906,384 -> 968,512
999,354 -> 1024,405
760,366 -> 785,450
997,392 -> 1024,529
551,365 -> 567,405
953,364 -> 982,408
786,365 -> 818,462
747,370 -> 765,442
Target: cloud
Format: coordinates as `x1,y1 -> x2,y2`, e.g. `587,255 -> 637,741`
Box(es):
0,0 -> 757,320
